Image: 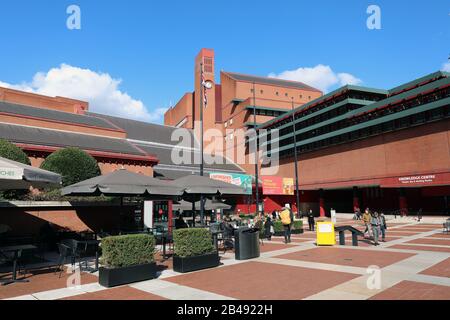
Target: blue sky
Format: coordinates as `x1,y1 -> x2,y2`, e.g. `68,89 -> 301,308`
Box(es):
0,0 -> 448,123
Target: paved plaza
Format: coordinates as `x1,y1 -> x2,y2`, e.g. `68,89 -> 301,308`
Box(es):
1,217 -> 449,300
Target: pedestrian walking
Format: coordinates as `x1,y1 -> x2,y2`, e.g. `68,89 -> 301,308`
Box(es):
371,212 -> 381,246
379,212 -> 387,242
363,208 -> 372,238
308,210 -> 315,231
280,205 -> 292,243
354,208 -> 362,220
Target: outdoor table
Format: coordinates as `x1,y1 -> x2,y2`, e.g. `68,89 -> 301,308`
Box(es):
75,240 -> 100,273
0,244 -> 37,286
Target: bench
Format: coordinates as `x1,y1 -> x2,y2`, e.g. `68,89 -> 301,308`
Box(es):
335,226 -> 364,246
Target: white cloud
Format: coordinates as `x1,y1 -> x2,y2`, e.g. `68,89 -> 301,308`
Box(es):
442,62 -> 450,72
268,64 -> 362,93
0,64 -> 166,123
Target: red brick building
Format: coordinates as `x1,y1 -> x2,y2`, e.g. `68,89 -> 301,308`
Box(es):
165,49 -> 450,216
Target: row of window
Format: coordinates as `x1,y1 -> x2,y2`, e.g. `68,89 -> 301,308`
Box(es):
276,86 -> 449,147
224,118 -> 234,128
252,108 -> 286,117
277,104 -> 449,159
224,108 -> 286,128
249,88 -> 312,100
270,91 -> 386,130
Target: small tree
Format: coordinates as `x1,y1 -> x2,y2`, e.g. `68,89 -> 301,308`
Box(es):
40,147 -> 101,186
0,139 -> 31,165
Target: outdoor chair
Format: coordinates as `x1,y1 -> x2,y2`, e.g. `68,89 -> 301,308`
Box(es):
60,240 -> 86,271
220,224 -> 235,254
55,243 -> 83,278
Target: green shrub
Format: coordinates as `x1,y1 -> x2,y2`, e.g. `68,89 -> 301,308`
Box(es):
273,220 -> 303,233
40,147 -> 100,187
293,220 -> 303,230
101,234 -> 155,268
173,228 -> 216,258
0,139 -> 31,165
273,221 -> 284,233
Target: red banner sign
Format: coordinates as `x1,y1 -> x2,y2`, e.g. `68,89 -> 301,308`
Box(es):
262,176 -> 294,195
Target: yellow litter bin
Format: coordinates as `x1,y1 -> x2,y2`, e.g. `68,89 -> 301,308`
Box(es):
316,221 -> 336,246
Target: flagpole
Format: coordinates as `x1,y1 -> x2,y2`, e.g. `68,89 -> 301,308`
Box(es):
200,62 -> 205,225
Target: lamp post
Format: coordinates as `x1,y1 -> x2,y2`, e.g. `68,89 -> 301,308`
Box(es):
199,62 -> 213,225
291,97 -> 301,219
252,82 -> 261,217
199,63 -> 205,225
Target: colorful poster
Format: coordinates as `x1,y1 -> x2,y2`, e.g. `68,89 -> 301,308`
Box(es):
262,176 -> 294,195
209,172 -> 253,195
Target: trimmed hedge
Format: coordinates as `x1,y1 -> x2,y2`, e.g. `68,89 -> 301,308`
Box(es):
40,147 -> 101,187
0,138 -> 31,165
273,220 -> 303,233
101,234 -> 155,268
173,228 -> 216,258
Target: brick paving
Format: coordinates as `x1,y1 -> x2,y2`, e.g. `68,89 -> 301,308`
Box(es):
0,267 -> 98,299
427,233 -> 450,239
61,286 -> 167,300
420,258 -> 450,278
407,238 -> 450,246
163,261 -> 358,300
390,244 -> 450,253
2,220 -> 449,300
275,247 -> 415,268
369,281 -> 450,300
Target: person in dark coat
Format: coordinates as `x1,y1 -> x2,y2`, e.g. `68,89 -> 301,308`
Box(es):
264,216 -> 274,241
175,214 -> 188,229
307,210 -> 315,231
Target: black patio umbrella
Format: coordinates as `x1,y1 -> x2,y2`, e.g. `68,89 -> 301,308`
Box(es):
61,169 -> 184,232
61,169 -> 183,197
0,156 -> 62,190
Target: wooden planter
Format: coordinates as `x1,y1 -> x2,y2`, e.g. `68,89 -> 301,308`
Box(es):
99,262 -> 157,288
173,252 -> 220,273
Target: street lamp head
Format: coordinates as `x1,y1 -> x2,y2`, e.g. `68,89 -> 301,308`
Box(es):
203,80 -> 214,89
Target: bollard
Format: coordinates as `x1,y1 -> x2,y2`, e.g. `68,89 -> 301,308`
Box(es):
352,232 -> 359,246
339,231 -> 346,245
